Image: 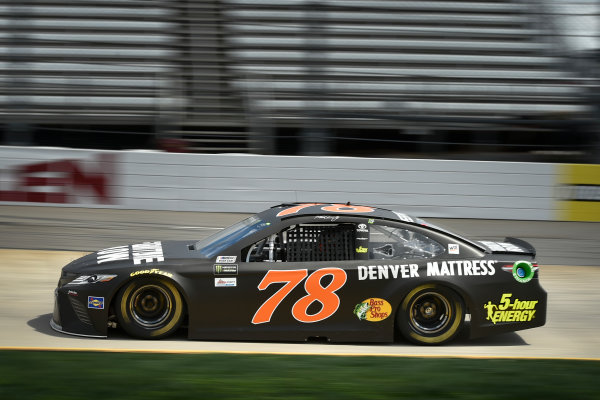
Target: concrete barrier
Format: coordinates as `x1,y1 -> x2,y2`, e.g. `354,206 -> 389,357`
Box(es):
0,146 -> 565,220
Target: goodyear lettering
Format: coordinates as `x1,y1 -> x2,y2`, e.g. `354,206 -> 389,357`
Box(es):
358,264 -> 419,280
484,293 -> 538,324
426,260 -> 496,277
130,268 -> 173,278
356,246 -> 368,253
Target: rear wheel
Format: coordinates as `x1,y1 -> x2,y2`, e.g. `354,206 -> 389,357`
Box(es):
397,284 -> 464,345
116,278 -> 184,339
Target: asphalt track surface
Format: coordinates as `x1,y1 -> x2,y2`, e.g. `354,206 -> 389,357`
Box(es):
1,205 -> 599,359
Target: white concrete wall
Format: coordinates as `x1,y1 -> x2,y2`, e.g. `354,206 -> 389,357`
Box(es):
0,146 -> 558,220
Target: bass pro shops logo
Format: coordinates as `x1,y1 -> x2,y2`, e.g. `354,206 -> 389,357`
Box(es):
484,293 -> 538,324
353,298 -> 392,322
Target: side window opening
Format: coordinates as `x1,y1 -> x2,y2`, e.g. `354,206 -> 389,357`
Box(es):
245,223 -> 357,262
369,225 -> 445,260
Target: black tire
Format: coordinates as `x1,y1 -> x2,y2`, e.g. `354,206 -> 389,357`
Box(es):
397,284 -> 464,345
116,278 -> 185,339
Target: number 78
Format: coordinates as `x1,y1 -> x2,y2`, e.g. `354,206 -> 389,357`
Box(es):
251,268 -> 347,324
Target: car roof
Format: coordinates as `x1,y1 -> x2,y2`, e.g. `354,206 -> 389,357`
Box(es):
261,202 -> 486,252
263,202 -> 417,223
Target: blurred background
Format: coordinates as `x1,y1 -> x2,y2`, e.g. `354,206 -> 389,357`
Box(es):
1,0 -> 599,162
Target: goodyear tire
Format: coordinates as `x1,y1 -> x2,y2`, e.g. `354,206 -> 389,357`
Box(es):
397,284 -> 464,345
116,278 -> 185,339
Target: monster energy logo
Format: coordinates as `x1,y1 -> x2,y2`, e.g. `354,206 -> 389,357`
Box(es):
214,264 -> 238,275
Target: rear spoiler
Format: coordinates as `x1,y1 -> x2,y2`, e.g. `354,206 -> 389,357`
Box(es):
478,237 -> 536,256
505,237 -> 536,256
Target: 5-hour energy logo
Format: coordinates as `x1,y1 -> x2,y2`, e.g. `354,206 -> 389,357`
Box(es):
484,293 -> 538,324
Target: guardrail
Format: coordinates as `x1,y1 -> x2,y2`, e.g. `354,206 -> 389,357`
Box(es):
0,146 -> 597,221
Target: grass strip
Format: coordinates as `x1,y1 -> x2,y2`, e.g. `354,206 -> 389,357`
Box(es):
0,350 -> 598,399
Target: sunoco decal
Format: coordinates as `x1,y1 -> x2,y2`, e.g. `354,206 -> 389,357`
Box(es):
484,293 -> 538,324
87,296 -> 104,309
353,298 -> 391,322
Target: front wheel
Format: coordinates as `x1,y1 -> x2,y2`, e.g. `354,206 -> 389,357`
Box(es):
397,284 -> 464,345
116,278 -> 185,339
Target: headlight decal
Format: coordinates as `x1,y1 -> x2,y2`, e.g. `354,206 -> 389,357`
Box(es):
66,274 -> 117,286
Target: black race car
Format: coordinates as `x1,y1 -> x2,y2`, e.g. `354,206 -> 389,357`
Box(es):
52,203 -> 546,345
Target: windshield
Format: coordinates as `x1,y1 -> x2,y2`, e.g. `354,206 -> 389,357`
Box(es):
196,216 -> 270,258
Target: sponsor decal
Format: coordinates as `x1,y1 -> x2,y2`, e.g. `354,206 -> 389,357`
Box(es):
512,261 -> 534,283
368,219 -> 375,224
132,241 -> 164,265
314,215 -> 340,221
215,277 -> 237,287
393,212 -> 413,223
276,203 -> 375,217
357,224 -> 368,233
484,293 -> 538,324
130,268 -> 173,278
448,244 -> 460,255
358,264 -> 419,280
66,274 -> 117,285
97,241 -> 164,265
558,164 -> 600,222
68,290 -> 78,296
97,245 -> 129,264
0,153 -> 115,205
216,256 -> 237,264
562,185 -> 600,202
479,241 -> 525,253
353,298 -> 392,322
427,260 -> 496,276
214,264 -> 238,275
252,268 -> 347,324
88,296 -> 104,309
356,246 -> 368,254
358,260 -> 496,280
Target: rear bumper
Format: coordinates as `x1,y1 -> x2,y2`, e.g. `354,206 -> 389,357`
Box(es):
469,279 -> 547,339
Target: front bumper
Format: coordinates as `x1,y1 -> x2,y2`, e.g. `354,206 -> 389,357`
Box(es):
51,288 -> 108,338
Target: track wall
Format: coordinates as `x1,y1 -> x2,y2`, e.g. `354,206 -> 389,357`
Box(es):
0,146 -> 570,220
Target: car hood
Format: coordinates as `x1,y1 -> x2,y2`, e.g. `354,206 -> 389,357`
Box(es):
62,240 -> 203,273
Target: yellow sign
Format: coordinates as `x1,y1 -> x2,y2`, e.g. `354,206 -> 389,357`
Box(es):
557,164 -> 600,222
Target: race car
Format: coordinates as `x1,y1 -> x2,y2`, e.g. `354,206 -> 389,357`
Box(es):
51,202 -> 547,345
